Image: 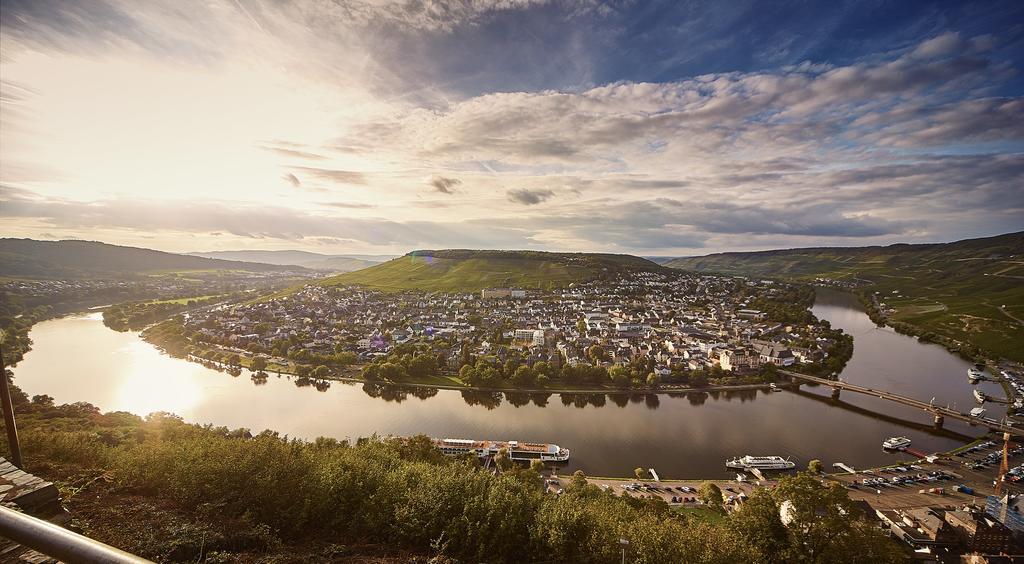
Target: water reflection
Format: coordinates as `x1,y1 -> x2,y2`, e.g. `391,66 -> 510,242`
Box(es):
12,307 -> 988,478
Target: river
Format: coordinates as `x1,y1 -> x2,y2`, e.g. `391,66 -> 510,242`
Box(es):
11,287 -> 996,478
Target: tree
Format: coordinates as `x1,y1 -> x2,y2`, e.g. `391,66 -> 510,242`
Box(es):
533,361 -> 549,377
535,374 -> 550,387
251,356 -> 267,372
646,372 -> 659,388
634,467 -> 647,480
728,489 -> 789,563
772,473 -> 903,563
459,364 -> 479,386
610,365 -> 630,388
312,365 -> 331,379
362,364 -> 381,381
576,319 -> 587,334
512,365 -> 536,387
698,482 -> 723,512
569,470 -> 588,490
529,459 -> 545,475
494,447 -> 513,472
807,459 -> 823,474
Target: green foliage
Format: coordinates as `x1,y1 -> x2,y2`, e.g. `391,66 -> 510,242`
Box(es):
698,482 -> 723,512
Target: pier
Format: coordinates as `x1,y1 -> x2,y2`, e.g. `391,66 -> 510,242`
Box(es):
832,462 -> 856,474
649,468 -> 660,482
783,371 -> 1024,437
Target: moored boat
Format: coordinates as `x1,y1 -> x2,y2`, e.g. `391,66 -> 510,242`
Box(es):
970,407 -> 986,417
882,436 -> 912,450
725,455 -> 795,471
433,438 -> 570,462
974,389 -> 987,403
968,367 -> 985,382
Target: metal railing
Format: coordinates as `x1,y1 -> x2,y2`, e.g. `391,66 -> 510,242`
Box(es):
0,505 -> 152,563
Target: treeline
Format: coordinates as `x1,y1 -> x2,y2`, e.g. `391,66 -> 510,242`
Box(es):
857,289 -> 987,362
363,344 -> 783,391
2,389 -> 902,563
103,295 -> 226,331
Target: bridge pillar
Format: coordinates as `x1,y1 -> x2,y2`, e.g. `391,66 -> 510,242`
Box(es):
933,414 -> 944,428
830,388 -> 841,400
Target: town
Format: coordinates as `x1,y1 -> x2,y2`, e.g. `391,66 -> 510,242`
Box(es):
153,269 -> 853,392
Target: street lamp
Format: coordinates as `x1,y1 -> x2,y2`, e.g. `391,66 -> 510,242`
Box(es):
619,538 -> 629,564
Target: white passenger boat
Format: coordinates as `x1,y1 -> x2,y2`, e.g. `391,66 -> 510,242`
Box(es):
882,436 -> 912,450
974,389 -> 987,403
725,455 -> 795,471
433,438 -> 570,462
970,407 -> 987,417
968,367 -> 985,382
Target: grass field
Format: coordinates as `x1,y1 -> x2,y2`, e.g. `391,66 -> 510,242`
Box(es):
667,232 -> 1024,361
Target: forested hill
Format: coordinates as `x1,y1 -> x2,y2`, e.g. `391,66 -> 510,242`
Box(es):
664,231 -> 1024,279
319,249 -> 665,292
667,231 -> 1024,362
0,238 -> 307,278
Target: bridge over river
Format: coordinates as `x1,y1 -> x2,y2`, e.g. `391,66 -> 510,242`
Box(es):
782,370 -> 1022,437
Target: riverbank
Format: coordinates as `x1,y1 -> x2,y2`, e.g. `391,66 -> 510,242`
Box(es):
185,350 -> 797,396
13,307 -> 992,479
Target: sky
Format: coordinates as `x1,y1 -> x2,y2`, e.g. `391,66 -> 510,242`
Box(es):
1,0 -> 1022,257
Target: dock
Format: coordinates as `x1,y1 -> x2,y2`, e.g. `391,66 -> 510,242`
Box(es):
904,447 -> 931,459
649,468 -> 660,482
750,468 -> 766,481
833,462 -> 857,474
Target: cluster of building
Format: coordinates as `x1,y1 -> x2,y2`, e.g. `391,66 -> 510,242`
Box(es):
179,270 -> 842,379
875,503 -> 1019,559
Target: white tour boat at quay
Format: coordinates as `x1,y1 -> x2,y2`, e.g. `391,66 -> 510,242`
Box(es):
725,455 -> 796,471
882,436 -> 912,450
433,438 -> 570,463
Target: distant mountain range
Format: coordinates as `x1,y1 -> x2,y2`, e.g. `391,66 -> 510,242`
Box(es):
188,250 -> 392,272
320,249 -> 665,292
667,231 -> 1024,362
0,239 -> 306,278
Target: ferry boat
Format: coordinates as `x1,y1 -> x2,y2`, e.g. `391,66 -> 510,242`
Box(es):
725,455 -> 795,471
970,407 -> 987,417
974,389 -> 987,404
882,436 -> 912,450
968,367 -> 986,382
433,438 -> 570,463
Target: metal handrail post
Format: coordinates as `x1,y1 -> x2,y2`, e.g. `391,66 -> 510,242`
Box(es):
0,505 -> 152,563
0,340 -> 23,468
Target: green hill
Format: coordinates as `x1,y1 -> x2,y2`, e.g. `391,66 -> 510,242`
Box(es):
319,249 -> 664,292
667,231 -> 1024,361
0,238 -> 307,279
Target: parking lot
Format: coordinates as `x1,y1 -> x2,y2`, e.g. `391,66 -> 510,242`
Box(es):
545,475 -> 771,510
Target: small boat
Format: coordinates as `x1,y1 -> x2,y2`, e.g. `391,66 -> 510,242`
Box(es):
974,389 -> 987,404
725,455 -> 795,471
968,367 -> 985,382
970,407 -> 986,417
883,436 -> 912,450
769,383 -> 781,392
